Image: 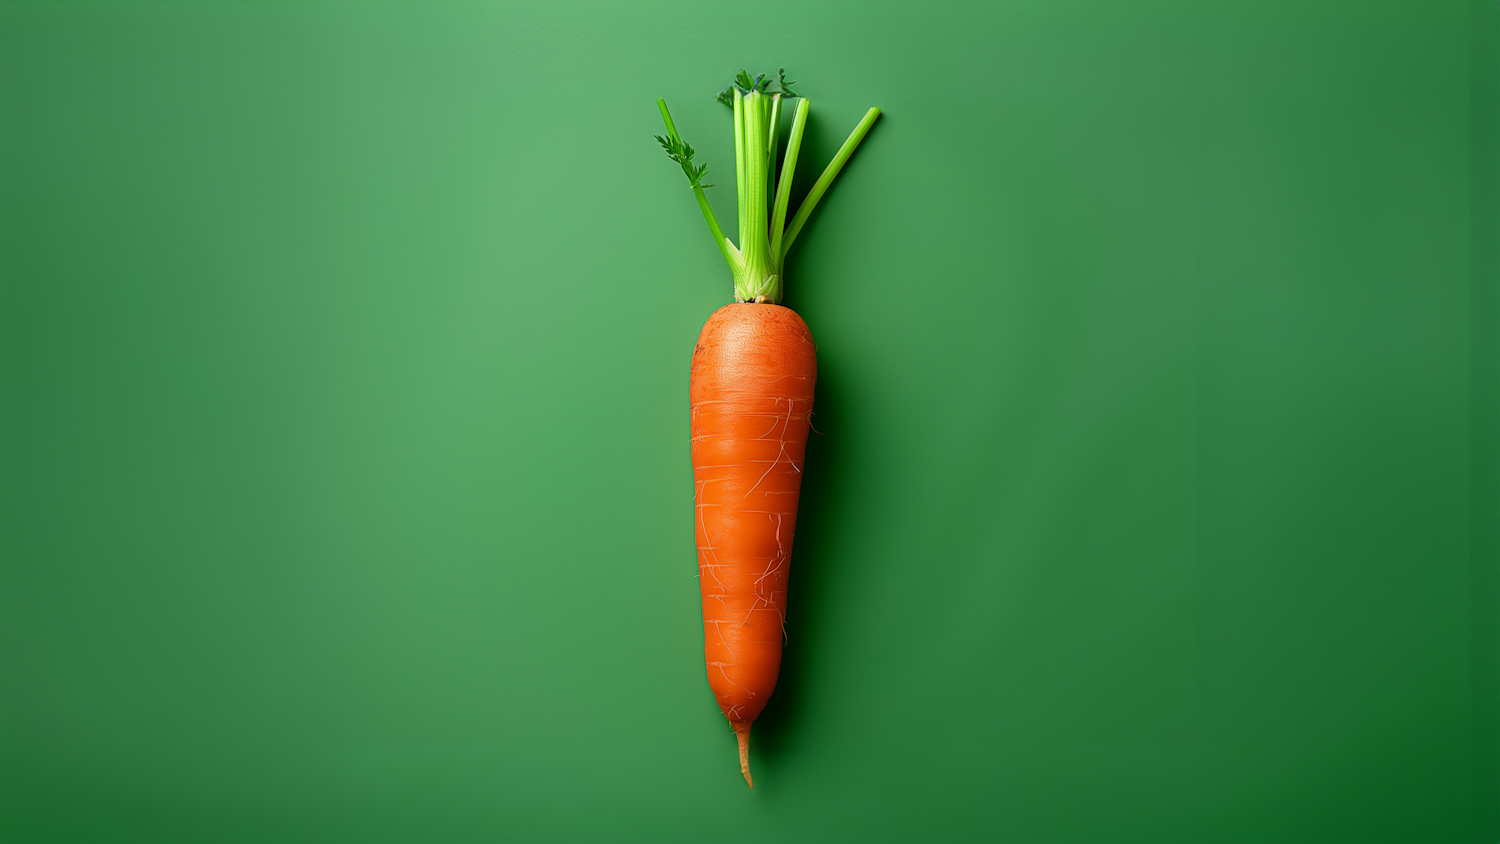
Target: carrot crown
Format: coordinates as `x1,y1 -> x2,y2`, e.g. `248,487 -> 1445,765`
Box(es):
655,69 -> 880,304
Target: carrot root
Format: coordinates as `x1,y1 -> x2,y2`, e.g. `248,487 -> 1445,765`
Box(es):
693,305 -> 815,790
733,721 -> 753,788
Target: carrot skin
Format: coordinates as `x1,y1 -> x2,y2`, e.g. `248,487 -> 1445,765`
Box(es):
690,304 -> 817,783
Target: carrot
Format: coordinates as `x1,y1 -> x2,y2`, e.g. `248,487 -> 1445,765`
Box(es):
691,303 -> 817,787
656,69 -> 880,787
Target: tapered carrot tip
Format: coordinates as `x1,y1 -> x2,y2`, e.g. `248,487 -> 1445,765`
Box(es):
732,721 -> 753,788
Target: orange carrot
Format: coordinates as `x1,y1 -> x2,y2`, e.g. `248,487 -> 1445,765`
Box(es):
656,69 -> 879,786
690,304 -> 817,787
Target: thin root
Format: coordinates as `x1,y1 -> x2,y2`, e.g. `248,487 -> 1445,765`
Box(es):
733,721 -> 753,788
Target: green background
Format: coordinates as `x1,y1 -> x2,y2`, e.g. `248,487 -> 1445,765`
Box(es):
2,1 -> 1496,841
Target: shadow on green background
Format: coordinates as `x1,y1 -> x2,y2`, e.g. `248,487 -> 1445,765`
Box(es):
2,1 -> 1496,841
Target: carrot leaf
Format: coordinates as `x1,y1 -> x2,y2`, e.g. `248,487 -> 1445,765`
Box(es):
656,72 -> 878,303
657,98 -> 739,271
654,133 -> 712,189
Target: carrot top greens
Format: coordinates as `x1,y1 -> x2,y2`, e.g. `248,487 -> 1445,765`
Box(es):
656,69 -> 880,304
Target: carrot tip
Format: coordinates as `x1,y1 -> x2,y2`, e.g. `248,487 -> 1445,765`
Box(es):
733,721 -> 753,788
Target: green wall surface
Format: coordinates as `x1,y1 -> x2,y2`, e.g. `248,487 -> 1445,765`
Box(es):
2,1 -> 1496,841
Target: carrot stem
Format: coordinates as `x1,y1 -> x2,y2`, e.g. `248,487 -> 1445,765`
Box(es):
737,89 -> 777,303
655,98 -> 739,270
769,97 -> 809,268
781,107 -> 881,260
733,91 -> 747,248
654,73 -> 880,302
765,93 -> 782,218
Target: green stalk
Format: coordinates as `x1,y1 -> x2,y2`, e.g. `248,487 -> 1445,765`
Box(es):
765,94 -> 782,218
781,107 -> 882,260
654,71 -> 880,305
655,98 -> 738,270
769,97 -> 809,269
736,89 -> 776,302
733,92 -> 746,246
